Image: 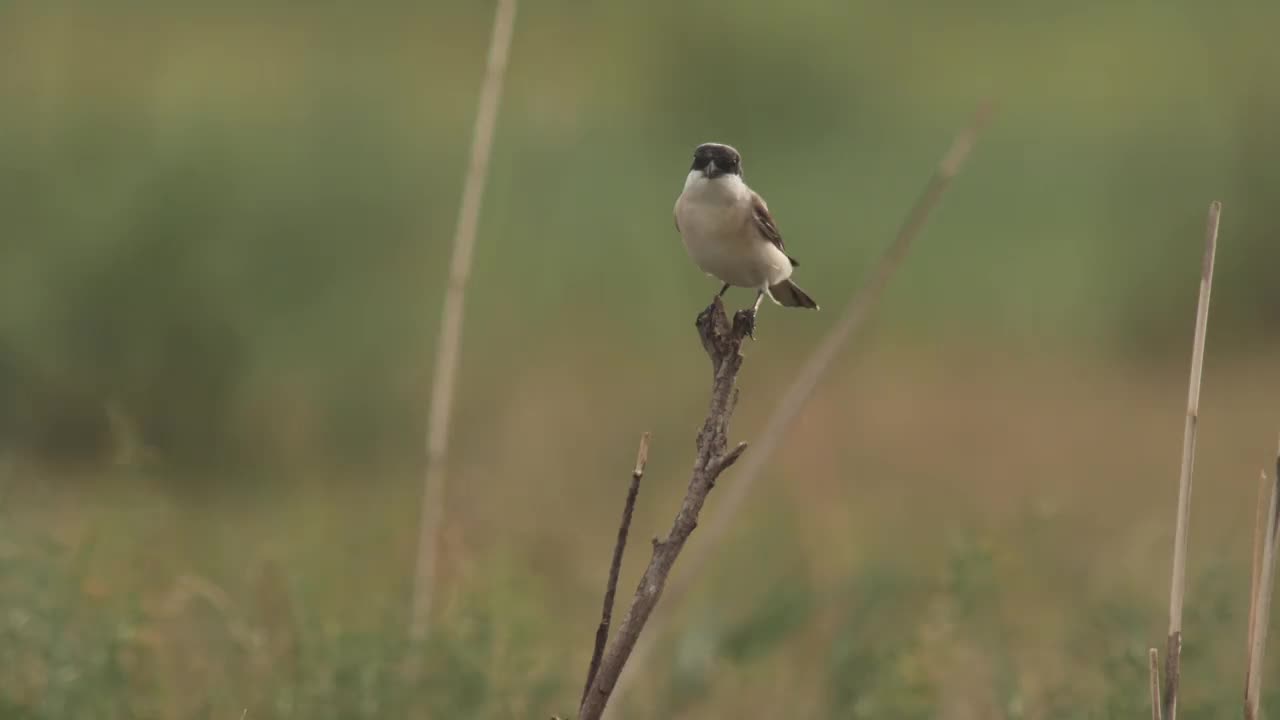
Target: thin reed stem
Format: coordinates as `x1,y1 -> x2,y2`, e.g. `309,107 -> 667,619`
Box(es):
1162,200 -> 1221,720
1245,449 -> 1280,720
409,0 -> 519,645
1149,648 -> 1162,720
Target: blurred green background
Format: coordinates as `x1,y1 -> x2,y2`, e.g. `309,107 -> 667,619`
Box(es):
2,0 -> 1279,717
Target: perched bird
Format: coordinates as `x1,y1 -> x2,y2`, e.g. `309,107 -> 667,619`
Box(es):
673,142 -> 819,332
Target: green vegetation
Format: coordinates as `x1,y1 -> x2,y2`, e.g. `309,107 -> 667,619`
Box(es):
2,0 -> 1279,717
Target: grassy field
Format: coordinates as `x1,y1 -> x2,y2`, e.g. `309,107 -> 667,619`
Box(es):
3,1 -> 1280,717
5,351 -> 1279,718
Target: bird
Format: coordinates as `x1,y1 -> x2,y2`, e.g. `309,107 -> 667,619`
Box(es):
673,142 -> 818,334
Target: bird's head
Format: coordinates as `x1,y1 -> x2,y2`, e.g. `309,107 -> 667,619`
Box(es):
690,143 -> 742,180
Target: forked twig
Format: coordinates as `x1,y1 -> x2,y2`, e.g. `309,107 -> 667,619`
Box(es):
577,301 -> 755,720
602,101 -> 996,713
581,433 -> 651,708
1162,200 -> 1221,720
409,0 -> 520,644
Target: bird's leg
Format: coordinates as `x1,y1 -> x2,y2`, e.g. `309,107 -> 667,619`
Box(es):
733,290 -> 765,339
702,282 -> 731,320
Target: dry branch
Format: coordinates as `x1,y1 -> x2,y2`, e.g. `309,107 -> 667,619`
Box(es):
409,0 -> 519,645
1162,200 -> 1221,720
581,433 -> 651,708
603,101 -> 996,712
576,301 -> 755,720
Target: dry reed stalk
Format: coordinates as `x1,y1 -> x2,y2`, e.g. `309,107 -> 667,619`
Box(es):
1150,648 -> 1162,720
1244,447 -> 1280,720
409,0 -> 519,645
601,101 -> 996,715
1246,471 -> 1267,675
1162,200 -> 1221,720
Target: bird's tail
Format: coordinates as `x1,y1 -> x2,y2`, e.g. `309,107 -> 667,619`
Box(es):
768,279 -> 819,309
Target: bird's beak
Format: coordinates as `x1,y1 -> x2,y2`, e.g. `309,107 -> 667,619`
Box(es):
704,160 -> 722,179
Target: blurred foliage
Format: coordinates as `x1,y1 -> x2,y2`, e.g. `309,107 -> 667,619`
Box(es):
0,519 -> 567,719
826,566 -> 936,719
2,0 -> 1279,467
3,0 -> 1280,717
7,511 -> 1274,718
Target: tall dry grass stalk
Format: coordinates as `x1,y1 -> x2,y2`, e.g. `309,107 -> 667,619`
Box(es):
1244,447 -> 1279,720
1149,648 -> 1163,720
409,0 -> 519,645
1246,471 -> 1267,674
601,101 -> 996,715
1161,200 -> 1221,720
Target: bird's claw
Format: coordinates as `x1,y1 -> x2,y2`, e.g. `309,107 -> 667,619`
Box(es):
733,308 -> 758,340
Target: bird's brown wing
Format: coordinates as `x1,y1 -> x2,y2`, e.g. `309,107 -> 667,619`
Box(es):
750,192 -> 799,267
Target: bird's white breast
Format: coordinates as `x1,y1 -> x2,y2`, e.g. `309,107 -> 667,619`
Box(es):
674,173 -> 792,289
